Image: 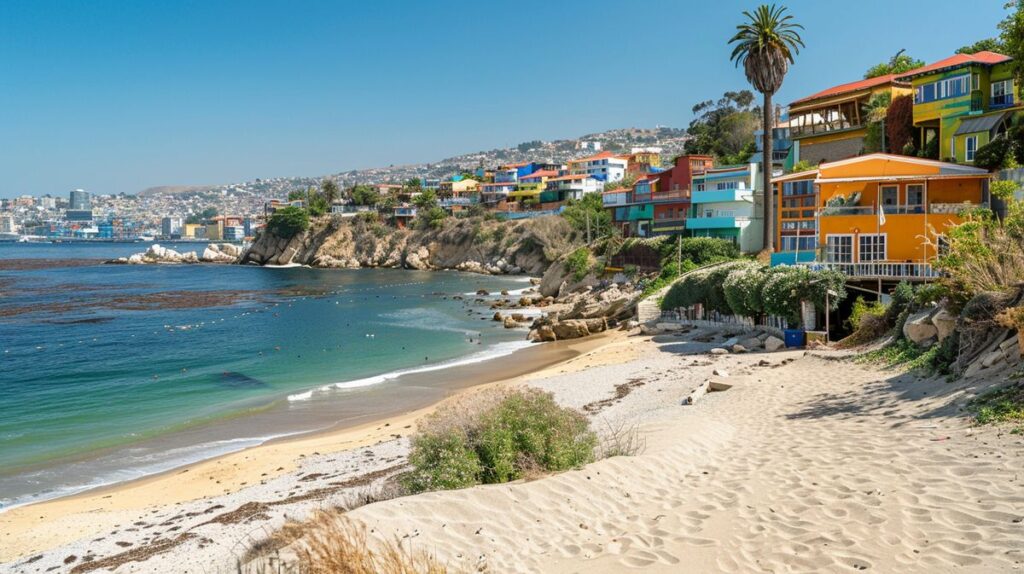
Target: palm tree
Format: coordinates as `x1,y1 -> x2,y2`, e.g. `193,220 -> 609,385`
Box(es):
729,4 -> 804,253
320,179 -> 340,205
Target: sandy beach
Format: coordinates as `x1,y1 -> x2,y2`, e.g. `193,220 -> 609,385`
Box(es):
4,326 -> 1023,573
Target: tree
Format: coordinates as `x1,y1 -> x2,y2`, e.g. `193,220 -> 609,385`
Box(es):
956,38 -> 1007,54
404,178 -> 422,190
864,50 -> 924,79
561,193 -> 612,241
287,190 -> 305,202
1001,1 -> 1024,87
320,179 -> 340,205
863,92 -> 891,153
684,90 -> 760,161
201,207 -> 218,220
412,189 -> 439,210
266,206 -> 310,238
885,95 -> 916,155
350,184 -> 381,206
729,4 -> 804,253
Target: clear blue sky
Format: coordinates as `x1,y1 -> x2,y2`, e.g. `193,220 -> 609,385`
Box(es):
0,0 -> 1010,197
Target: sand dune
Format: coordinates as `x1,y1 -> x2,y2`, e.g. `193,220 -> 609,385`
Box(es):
349,337 -> 1024,573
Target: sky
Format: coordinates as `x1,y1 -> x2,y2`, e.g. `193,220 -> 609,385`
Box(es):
0,0 -> 1011,198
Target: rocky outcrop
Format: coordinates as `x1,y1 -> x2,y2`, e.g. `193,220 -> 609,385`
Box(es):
240,215 -> 580,276
903,308 -> 939,347
109,243 -> 243,265
525,281 -> 641,342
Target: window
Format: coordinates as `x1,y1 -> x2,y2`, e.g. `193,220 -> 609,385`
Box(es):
966,136 -> 978,162
906,184 -> 924,210
780,236 -> 817,251
880,185 -> 899,207
717,181 -> 738,190
782,180 -> 813,196
826,235 -> 853,263
915,74 -> 970,104
972,73 -> 980,91
992,79 -> 1015,107
695,183 -> 705,191
859,234 -> 886,262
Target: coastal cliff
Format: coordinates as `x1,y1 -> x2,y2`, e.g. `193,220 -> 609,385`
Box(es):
240,215 -> 582,276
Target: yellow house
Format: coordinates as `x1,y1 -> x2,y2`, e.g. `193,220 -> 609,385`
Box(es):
438,178 -> 479,197
773,154 -> 990,280
205,221 -> 224,241
182,223 -> 204,239
789,75 -> 914,164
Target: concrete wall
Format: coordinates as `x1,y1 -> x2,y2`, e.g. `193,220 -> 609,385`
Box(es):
799,136 -> 865,165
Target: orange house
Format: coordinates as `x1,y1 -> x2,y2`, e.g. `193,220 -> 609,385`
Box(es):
773,154 -> 991,280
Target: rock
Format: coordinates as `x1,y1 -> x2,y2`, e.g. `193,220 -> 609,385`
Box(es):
740,337 -> 762,350
511,313 -> 526,322
503,316 -> 519,329
903,308 -> 939,347
624,320 -> 639,330
713,369 -> 729,377
536,325 -> 557,342
583,318 -> 608,333
500,290 -> 509,296
982,350 -> 1004,369
932,308 -> 957,342
476,289 -> 490,296
639,325 -> 662,336
731,344 -> 747,354
519,296 -> 533,307
764,336 -> 786,352
552,320 -> 591,340
709,348 -> 729,355
492,312 -> 503,322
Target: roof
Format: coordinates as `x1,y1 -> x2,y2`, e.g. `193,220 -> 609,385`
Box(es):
520,169 -> 559,180
790,74 -> 905,106
954,111 -> 1012,136
896,51 -> 1011,81
820,153 -> 990,175
569,151 -> 618,163
548,174 -> 594,182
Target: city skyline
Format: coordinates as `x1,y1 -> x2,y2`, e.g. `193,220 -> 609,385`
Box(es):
0,0 -> 1010,198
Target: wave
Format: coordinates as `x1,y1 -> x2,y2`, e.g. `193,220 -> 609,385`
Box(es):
287,340 -> 533,403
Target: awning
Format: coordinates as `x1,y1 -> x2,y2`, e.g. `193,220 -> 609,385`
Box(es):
954,112 -> 1009,136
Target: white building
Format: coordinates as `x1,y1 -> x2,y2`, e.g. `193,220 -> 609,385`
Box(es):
545,175 -> 603,201
568,151 -> 628,184
0,214 -> 17,234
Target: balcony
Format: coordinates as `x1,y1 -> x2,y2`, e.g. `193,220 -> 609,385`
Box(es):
819,202 -> 985,216
692,189 -> 748,204
971,90 -> 984,113
687,215 -> 749,229
795,261 -> 939,280
394,207 -> 417,217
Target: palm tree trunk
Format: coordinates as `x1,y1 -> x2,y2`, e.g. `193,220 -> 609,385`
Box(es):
762,93 -> 774,253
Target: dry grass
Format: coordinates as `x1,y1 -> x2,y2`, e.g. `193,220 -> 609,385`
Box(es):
283,512 -> 449,574
597,419 -> 647,458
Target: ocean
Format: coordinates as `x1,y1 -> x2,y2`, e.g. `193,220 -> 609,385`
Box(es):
0,242 -> 535,510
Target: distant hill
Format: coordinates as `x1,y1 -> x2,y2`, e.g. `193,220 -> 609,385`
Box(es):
138,126 -> 691,198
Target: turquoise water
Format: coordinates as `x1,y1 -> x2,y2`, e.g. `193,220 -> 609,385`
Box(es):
0,242 -> 531,509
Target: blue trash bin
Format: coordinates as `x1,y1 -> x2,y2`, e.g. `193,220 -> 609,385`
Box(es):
783,329 -> 805,348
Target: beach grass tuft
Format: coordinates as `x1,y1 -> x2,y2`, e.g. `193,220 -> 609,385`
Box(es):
969,382 -> 1024,433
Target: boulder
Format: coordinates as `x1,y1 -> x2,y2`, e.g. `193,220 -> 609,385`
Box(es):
583,318 -> 608,333
552,320 -> 591,340
740,337 -> 762,350
536,325 -> 557,342
492,312 -> 503,322
511,313 -> 526,322
503,316 -> 519,329
713,369 -> 729,377
764,336 -> 786,352
639,324 -> 662,336
903,308 -> 938,347
709,348 -> 729,355
731,344 -> 748,354
931,308 -> 957,343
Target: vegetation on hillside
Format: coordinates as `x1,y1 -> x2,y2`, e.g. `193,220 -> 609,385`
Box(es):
266,205 -> 310,238
683,90 -> 759,164
864,50 -> 924,79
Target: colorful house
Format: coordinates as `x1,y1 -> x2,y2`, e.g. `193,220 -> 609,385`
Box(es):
624,149 -> 663,177
772,154 -> 991,280
544,174 -> 602,202
568,151 -> 628,183
789,74 -> 913,164
896,51 -> 1021,164
480,181 -> 517,204
602,155 -> 714,237
689,163 -> 763,253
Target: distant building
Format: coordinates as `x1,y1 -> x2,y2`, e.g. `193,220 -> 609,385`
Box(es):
69,189 -> 91,210
690,163 -> 764,253
543,174 -> 602,202
66,209 -> 93,222
183,223 -> 205,239
0,214 -> 17,234
568,151 -> 628,183
206,221 -> 224,241
161,217 -> 183,238
223,225 -> 245,241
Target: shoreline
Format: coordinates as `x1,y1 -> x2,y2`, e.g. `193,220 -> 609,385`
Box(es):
0,328 -> 626,564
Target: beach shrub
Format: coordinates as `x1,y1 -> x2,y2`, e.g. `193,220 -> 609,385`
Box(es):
847,296 -> 886,331
266,206 -> 310,238
969,382 -> 1024,431
675,237 -> 740,265
402,388 -> 596,494
283,512 -> 449,574
565,247 -> 591,281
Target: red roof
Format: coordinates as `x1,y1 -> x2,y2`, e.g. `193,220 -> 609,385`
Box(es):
790,74 -> 903,106
895,51 -> 1011,80
520,169 -> 559,180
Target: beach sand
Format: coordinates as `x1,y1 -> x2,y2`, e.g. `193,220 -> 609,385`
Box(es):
4,328 -> 1023,573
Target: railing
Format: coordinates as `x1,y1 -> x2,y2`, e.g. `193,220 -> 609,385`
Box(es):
795,261 -> 939,280
658,306 -> 788,337
971,90 -> 984,113
819,202 -> 984,216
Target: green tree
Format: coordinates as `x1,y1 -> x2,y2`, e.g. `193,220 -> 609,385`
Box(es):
350,184 -> 381,206
683,91 -> 759,161
729,4 -> 804,253
561,193 -> 612,241
956,38 -> 1007,54
863,92 -> 892,153
1001,1 -> 1024,87
266,206 -> 310,238
287,190 -> 306,202
201,207 -> 218,220
412,188 -> 439,210
864,50 -> 925,79
403,177 -> 422,191
320,179 -> 340,205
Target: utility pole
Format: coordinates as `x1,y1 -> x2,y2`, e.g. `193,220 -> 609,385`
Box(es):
586,211 -> 591,244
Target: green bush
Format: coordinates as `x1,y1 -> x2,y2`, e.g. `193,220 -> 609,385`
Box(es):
972,137 -> 1014,171
266,206 -> 310,238
565,247 -> 591,281
674,237 -> 740,265
723,266 -> 767,318
846,296 -> 886,331
402,388 -> 596,493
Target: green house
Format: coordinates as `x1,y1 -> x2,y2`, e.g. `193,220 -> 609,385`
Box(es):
897,51 -> 1021,164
